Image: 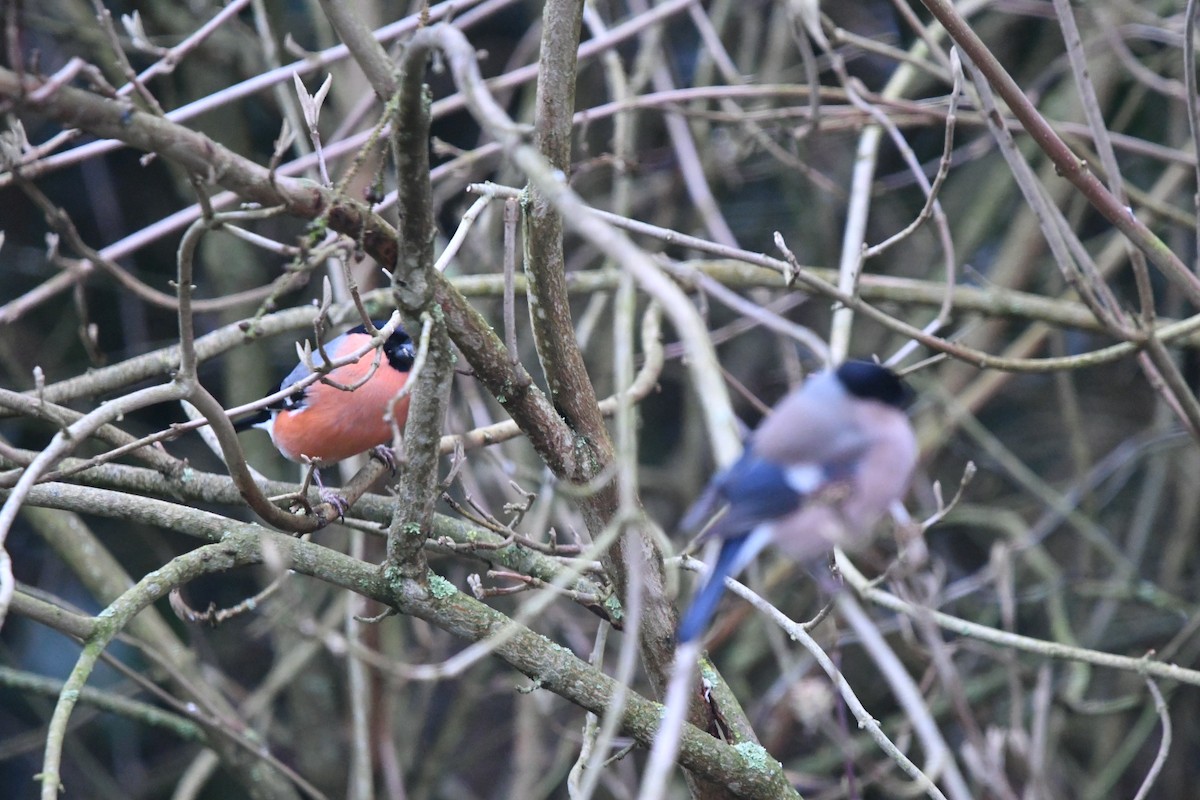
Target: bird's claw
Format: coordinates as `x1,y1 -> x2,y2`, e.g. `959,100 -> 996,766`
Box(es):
319,489 -> 350,522
371,445 -> 397,473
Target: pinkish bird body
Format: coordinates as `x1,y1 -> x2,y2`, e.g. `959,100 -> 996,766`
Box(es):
677,360 -> 918,642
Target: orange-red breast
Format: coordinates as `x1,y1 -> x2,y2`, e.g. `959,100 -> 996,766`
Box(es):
235,322 -> 414,464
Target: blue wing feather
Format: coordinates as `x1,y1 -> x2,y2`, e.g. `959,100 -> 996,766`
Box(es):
682,453 -> 810,540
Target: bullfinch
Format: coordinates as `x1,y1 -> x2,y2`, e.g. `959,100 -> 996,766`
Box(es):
235,321 -> 415,465
677,360 -> 918,643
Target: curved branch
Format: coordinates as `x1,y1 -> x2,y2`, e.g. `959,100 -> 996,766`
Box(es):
19,482 -> 794,799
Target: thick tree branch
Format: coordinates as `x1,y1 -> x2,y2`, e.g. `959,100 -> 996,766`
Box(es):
11,481 -> 795,799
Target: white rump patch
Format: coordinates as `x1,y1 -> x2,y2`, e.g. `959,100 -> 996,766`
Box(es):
785,463 -> 825,494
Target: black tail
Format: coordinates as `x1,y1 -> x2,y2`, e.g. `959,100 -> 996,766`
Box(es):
233,409 -> 272,432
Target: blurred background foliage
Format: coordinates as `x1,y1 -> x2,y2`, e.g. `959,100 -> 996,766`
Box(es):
3,0 -> 1200,798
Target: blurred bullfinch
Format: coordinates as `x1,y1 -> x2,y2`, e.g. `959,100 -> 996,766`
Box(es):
677,360 -> 918,643
234,322 -> 415,465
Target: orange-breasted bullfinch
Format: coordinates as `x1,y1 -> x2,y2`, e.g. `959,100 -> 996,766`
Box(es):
234,322 -> 415,465
677,360 -> 918,643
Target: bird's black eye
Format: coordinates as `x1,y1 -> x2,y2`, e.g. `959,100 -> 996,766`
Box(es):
835,360 -> 913,408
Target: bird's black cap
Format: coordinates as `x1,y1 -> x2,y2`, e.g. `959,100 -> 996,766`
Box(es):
348,321 -> 415,372
835,360 -> 913,409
